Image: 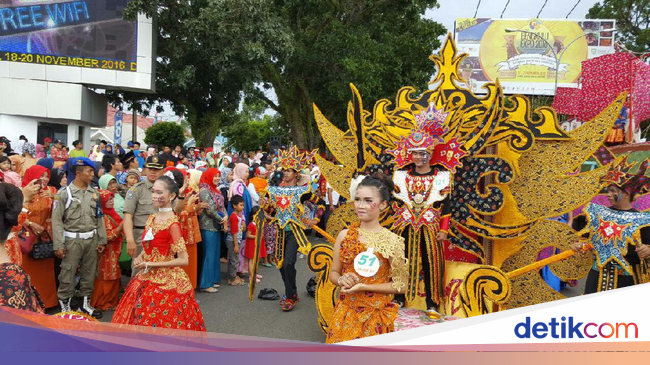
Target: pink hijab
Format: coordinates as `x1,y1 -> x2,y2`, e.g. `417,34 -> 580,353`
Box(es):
36,144 -> 46,159
228,163 -> 249,199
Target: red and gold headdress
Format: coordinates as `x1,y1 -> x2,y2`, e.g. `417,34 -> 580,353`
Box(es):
601,156 -> 650,195
277,146 -> 317,172
388,102 -> 466,171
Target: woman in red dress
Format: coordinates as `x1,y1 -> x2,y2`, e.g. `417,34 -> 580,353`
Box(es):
111,176 -> 206,331
91,189 -> 123,310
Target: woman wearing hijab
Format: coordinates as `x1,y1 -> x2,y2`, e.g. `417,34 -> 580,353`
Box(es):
36,158 -> 54,170
6,165 -> 58,308
21,142 -> 37,175
91,189 -> 123,310
228,163 -> 253,274
198,168 -> 228,292
0,183 -> 44,313
99,174 -> 125,217
9,154 -> 24,178
35,144 -> 46,159
48,167 -> 68,191
91,161 -> 103,189
104,144 -> 114,155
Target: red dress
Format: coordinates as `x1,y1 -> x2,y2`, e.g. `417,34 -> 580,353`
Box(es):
111,214 -> 206,331
243,222 -> 266,259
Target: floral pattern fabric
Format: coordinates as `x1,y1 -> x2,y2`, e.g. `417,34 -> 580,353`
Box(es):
0,263 -> 44,313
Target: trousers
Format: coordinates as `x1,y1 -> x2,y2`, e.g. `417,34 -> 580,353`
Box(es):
57,237 -> 98,300
279,230 -> 299,298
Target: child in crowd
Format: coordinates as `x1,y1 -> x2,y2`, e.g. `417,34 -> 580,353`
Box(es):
244,206 -> 265,283
0,156 -> 21,187
227,195 -> 246,286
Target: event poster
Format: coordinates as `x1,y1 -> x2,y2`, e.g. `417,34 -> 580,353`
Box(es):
0,0 -> 137,71
454,18 -> 616,95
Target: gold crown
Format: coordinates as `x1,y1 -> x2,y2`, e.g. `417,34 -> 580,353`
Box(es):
277,146 -> 317,171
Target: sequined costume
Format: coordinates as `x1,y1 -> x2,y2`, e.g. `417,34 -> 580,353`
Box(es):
111,215 -> 206,331
574,157 -> 650,293
326,223 -> 407,343
387,103 -> 459,309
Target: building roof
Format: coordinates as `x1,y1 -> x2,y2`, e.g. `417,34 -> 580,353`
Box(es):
106,105 -> 155,129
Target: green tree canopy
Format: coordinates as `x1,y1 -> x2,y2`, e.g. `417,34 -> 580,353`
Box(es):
118,0 -> 445,149
144,122 -> 186,149
588,0 -> 650,52
222,98 -> 290,152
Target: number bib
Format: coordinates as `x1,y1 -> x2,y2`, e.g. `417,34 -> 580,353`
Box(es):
354,248 -> 380,277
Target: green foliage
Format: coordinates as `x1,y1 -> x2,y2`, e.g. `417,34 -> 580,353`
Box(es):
222,99 -> 290,152
143,122 -> 186,149
116,0 -> 445,149
587,0 -> 650,52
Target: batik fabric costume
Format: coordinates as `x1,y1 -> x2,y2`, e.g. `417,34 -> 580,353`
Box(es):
250,147 -> 321,311
387,103 -> 465,314
326,223 -> 408,343
574,157 -> 650,293
112,215 -> 206,331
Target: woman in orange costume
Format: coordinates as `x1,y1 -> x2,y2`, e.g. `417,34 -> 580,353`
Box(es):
112,176 -> 205,331
6,165 -> 58,308
326,174 -> 408,343
91,189 -> 123,310
178,169 -> 204,289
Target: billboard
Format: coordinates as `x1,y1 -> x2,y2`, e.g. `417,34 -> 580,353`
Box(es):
0,0 -> 137,72
454,18 -> 616,95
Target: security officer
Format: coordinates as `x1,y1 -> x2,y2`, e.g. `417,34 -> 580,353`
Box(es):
52,157 -> 107,318
123,155 -> 166,273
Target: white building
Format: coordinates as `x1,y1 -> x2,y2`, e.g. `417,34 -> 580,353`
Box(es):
0,10 -> 155,150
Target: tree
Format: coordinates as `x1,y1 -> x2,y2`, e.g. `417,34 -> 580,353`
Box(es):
587,0 -> 650,52
253,0 -> 445,148
222,98 -> 290,152
119,1 -> 445,149
117,0 -> 294,147
144,122 -> 186,149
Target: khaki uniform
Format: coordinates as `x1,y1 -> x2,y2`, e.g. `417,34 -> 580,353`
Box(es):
52,183 -> 107,301
123,179 -> 154,273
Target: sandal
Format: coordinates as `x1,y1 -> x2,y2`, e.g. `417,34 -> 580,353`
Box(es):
229,279 -> 245,286
282,298 -> 296,311
200,287 -> 218,293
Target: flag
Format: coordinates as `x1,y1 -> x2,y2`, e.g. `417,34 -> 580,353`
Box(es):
114,110 -> 123,146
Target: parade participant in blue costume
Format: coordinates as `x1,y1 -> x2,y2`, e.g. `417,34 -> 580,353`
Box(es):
572,157 -> 650,293
250,147 -> 320,311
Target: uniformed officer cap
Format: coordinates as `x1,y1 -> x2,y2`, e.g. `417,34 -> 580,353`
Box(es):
120,151 -> 136,165
145,155 -> 166,170
74,157 -> 95,168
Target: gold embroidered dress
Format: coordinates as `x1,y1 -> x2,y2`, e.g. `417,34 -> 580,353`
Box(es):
111,215 -> 206,331
326,223 -> 408,343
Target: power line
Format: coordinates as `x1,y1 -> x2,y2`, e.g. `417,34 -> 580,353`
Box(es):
537,0 -> 549,18
501,0 -> 511,18
473,0 -> 482,18
566,0 -> 581,18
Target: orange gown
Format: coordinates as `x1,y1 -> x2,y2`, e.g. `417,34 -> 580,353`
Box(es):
326,223 -> 408,344
6,186 -> 58,309
91,214 -> 123,310
179,200 -> 202,289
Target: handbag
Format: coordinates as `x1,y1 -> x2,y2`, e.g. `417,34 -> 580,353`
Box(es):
31,231 -> 54,259
17,224 -> 38,254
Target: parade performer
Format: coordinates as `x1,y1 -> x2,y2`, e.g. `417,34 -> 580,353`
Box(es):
252,147 -> 319,311
572,157 -> 650,293
387,103 -> 454,319
90,189 -> 123,311
326,174 -> 408,343
112,176 -> 206,331
52,157 -> 107,318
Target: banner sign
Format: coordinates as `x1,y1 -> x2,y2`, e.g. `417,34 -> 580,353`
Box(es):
114,110 -> 123,146
454,18 -> 616,95
0,0 -> 137,72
